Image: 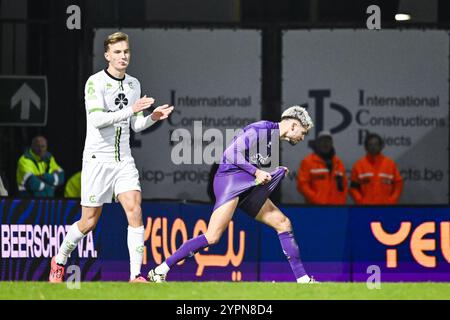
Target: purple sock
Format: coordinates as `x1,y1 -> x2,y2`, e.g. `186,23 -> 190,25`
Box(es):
166,234 -> 209,268
278,231 -> 307,279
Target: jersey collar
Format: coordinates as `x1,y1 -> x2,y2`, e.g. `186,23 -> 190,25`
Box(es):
104,68 -> 126,81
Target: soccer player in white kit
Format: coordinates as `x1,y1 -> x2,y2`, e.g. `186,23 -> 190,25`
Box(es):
49,31 -> 174,283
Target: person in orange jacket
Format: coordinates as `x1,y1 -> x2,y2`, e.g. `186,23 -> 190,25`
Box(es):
297,131 -> 348,204
350,133 -> 403,205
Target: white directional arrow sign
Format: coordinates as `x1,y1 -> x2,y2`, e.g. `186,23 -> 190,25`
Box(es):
0,76 -> 47,126
10,83 -> 41,120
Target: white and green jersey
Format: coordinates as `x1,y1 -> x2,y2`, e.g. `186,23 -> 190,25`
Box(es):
83,69 -> 156,162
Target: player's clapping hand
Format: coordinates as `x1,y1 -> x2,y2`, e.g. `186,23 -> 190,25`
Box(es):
255,169 -> 272,185
132,95 -> 155,113
150,104 -> 175,121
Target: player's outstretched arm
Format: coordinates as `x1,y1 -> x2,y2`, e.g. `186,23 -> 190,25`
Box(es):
131,103 -> 174,133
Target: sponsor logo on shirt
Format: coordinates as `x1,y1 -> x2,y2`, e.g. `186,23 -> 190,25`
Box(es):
87,81 -> 95,95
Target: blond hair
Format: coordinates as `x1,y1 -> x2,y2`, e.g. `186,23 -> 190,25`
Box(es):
281,105 -> 314,130
104,32 -> 129,52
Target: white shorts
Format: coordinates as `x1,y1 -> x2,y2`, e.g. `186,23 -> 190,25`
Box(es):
81,158 -> 141,207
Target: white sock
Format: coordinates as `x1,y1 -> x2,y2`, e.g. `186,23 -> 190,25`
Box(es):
297,275 -> 311,283
55,222 -> 86,265
155,262 -> 170,275
128,225 -> 145,280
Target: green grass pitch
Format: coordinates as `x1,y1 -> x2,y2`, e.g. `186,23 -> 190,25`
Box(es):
1,282 -> 450,300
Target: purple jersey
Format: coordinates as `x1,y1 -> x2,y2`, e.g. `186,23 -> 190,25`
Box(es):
216,120 -> 279,177
213,121 -> 285,216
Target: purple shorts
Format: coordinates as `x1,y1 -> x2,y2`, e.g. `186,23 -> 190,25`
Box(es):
213,167 -> 286,217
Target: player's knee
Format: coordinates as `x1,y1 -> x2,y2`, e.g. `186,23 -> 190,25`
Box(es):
277,216 -> 292,232
126,204 -> 142,218
205,233 -> 221,245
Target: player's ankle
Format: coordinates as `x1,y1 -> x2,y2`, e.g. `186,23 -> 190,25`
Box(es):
155,262 -> 170,275
55,255 -> 67,266
296,275 -> 311,283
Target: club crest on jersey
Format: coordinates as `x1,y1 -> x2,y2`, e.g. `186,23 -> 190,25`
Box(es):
128,82 -> 134,89
250,153 -> 271,166
115,93 -> 128,110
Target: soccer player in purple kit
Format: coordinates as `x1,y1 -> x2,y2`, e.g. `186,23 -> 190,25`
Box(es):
148,106 -> 317,284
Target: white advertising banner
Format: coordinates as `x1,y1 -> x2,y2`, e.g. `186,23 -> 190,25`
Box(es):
282,30 -> 449,204
93,29 -> 261,202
